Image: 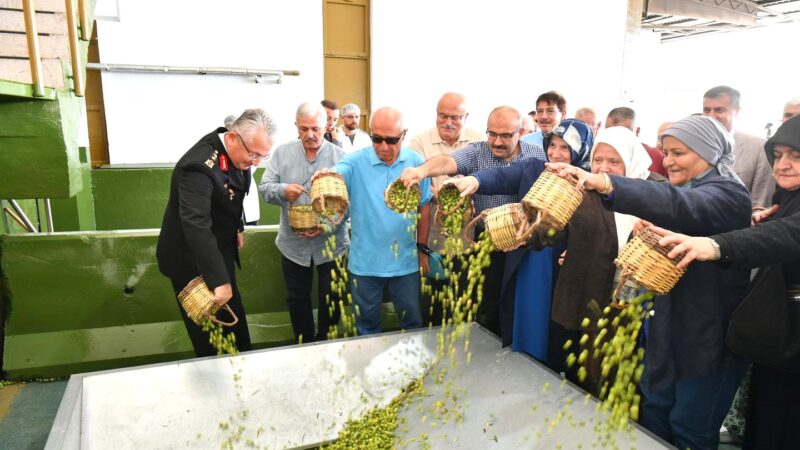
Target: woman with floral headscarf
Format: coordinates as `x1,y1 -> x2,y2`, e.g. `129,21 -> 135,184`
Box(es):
452,119 -> 593,365
549,115 -> 752,450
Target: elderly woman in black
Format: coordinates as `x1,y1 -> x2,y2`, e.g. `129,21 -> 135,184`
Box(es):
654,114 -> 800,450
549,115 -> 752,450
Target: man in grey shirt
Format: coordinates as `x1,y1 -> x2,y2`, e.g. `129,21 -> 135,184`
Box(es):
259,102 -> 349,343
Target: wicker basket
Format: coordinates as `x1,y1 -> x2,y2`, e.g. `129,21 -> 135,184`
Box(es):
288,204 -> 320,232
177,276 -> 239,326
311,172 -> 349,225
384,179 -> 421,213
612,227 -> 686,307
522,170 -> 584,231
434,179 -> 473,237
464,203 -> 535,252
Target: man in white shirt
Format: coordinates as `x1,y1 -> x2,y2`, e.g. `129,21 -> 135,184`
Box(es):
337,103 -> 372,153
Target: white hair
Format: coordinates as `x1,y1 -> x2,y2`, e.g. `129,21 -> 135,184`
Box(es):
786,98 -> 800,109
229,109 -> 277,141
295,102 -> 327,128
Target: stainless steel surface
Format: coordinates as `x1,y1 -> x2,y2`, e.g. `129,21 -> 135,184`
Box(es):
46,325 -> 671,449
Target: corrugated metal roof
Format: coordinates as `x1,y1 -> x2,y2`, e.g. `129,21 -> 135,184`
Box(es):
642,0 -> 800,41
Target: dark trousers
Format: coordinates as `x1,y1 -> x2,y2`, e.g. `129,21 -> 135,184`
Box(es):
421,256 -> 464,326
476,250 -> 506,339
170,274 -> 252,358
743,363 -> 800,450
281,255 -> 340,343
640,365 -> 746,450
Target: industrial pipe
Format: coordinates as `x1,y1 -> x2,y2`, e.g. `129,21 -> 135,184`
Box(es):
45,198 -> 54,232
86,63 -> 300,83
7,200 -> 38,233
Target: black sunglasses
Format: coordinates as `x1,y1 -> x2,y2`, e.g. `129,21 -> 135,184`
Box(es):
370,130 -> 406,145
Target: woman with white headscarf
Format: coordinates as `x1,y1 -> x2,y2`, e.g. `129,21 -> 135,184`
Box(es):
549,115 -> 752,450
535,126 -> 659,394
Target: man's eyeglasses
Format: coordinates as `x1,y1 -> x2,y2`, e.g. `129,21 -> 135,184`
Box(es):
486,128 -> 519,140
437,112 -> 465,123
370,130 -> 406,145
232,132 -> 265,161
343,114 -> 360,120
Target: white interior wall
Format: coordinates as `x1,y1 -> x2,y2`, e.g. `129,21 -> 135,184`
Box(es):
97,0 -> 324,164
371,0 -> 631,138
95,0 -> 639,164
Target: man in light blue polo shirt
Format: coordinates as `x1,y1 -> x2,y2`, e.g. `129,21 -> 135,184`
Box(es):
327,106 -> 432,335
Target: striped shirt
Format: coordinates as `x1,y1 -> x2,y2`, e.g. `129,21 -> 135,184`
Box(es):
451,140 -> 545,215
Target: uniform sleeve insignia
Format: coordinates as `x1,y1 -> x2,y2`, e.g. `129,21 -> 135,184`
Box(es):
205,150 -> 220,169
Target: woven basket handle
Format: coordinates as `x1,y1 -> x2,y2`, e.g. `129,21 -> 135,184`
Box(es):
210,304 -> 239,327
516,208 -> 545,243
327,210 -> 344,226
610,268 -> 632,309
463,210 -> 487,244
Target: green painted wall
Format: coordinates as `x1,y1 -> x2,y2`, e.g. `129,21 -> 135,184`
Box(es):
0,91 -> 83,198
49,147 -> 97,231
0,225 -> 401,379
92,166 -> 280,230
1,228 -> 291,378
92,165 -> 173,230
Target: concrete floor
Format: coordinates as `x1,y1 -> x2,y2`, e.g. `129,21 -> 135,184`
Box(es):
0,379 -> 744,450
0,380 -> 67,450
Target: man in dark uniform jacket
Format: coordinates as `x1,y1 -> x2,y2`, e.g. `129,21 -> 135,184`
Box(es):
156,108 -> 276,357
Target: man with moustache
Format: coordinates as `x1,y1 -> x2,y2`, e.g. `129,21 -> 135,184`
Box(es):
409,92 -> 483,324
316,107 -> 432,335
157,108 -> 276,357
522,91 -> 567,148
259,102 -> 349,343
337,103 -> 373,153
400,106 -> 546,343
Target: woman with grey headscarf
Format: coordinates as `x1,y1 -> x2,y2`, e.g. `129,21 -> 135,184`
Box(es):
548,115 -> 752,450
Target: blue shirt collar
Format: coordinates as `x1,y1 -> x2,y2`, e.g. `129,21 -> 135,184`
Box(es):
366,146 -> 409,167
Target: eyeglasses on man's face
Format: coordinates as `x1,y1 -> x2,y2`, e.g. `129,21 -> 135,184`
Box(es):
343,114 -> 360,120
232,132 -> 265,161
437,112 -> 465,123
486,128 -> 519,140
370,130 -> 406,145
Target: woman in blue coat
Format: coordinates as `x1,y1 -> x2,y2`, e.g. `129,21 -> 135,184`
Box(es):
549,115 -> 752,450
453,119 -> 593,366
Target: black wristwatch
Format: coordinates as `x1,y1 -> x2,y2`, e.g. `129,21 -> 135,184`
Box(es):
416,242 -> 432,255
